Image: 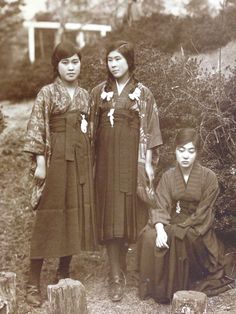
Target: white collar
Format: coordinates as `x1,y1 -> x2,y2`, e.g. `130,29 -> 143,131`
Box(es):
115,77 -> 131,96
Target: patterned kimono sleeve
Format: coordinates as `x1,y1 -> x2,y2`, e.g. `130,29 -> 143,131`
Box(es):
178,170 -> 219,235
145,88 -> 163,150
88,89 -> 96,140
150,171 -> 172,226
23,89 -> 47,155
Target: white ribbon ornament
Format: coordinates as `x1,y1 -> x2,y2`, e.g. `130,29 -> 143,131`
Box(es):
81,114 -> 88,133
101,90 -> 114,101
107,108 -> 115,127
176,201 -> 181,214
128,87 -> 141,101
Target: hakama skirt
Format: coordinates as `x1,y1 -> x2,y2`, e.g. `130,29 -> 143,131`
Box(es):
30,110 -> 96,258
95,108 -> 140,243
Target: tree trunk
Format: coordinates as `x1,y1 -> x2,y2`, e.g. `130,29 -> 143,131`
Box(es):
171,290 -> 207,314
47,279 -> 87,314
0,272 -> 17,314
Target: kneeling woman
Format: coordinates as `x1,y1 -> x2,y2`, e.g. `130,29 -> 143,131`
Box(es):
138,128 -> 233,303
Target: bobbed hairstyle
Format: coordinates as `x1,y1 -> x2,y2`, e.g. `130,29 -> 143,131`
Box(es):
174,128 -> 200,151
51,40 -> 81,79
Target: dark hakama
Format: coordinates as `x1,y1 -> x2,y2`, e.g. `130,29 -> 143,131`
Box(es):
91,78 -> 163,244
138,163 -> 233,302
24,78 -> 96,259
30,110 -> 96,258
95,108 -> 140,243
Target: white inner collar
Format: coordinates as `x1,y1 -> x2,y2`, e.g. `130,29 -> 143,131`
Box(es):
116,77 -> 131,96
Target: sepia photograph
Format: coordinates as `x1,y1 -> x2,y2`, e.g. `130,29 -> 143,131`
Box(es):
0,0 -> 236,313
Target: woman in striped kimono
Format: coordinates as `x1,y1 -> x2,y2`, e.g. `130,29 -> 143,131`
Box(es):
138,128 -> 233,303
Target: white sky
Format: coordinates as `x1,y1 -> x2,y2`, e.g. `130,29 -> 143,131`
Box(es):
22,0 -> 224,20
23,0 -> 47,19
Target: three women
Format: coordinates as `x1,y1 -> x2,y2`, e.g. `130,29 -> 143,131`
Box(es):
25,39 -> 230,307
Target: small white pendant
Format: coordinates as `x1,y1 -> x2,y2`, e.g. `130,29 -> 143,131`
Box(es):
107,108 -> 115,127
81,114 -> 88,133
176,201 -> 181,214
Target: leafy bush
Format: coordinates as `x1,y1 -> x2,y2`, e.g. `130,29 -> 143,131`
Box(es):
0,59 -> 52,101
81,40 -> 236,239
0,9 -> 235,239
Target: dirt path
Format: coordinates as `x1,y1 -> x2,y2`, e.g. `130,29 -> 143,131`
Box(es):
0,100 -> 32,133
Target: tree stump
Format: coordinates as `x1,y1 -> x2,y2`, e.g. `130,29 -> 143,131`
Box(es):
0,272 -> 17,314
0,299 -> 7,314
171,290 -> 207,314
47,279 -> 87,314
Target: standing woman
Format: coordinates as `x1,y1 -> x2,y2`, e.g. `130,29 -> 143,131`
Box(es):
24,41 -> 96,307
90,40 -> 162,301
138,128 -> 233,303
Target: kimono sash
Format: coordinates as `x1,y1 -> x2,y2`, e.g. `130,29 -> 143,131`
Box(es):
170,200 -> 200,240
49,111 -> 87,184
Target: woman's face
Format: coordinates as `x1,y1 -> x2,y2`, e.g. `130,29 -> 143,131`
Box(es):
107,50 -> 129,81
58,54 -> 81,83
175,142 -> 197,169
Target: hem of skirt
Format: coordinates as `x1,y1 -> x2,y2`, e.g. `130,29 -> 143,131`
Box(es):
99,235 -> 137,244
30,250 -> 79,259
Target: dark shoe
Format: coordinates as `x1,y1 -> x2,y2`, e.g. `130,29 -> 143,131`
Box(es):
54,270 -> 70,284
26,285 -> 41,307
109,271 -> 126,302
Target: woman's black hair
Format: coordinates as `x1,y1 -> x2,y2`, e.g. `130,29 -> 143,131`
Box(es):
104,40 -> 137,92
174,128 -> 200,151
51,40 -> 82,79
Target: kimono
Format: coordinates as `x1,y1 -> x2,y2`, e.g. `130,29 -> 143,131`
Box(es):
90,77 -> 162,243
138,162 -> 233,302
24,77 -> 97,258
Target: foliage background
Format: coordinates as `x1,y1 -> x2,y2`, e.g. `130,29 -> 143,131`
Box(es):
0,6 -> 236,239
0,2 -> 236,313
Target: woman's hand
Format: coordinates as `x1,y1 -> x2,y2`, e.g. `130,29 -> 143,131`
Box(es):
155,223 -> 169,249
34,155 -> 46,182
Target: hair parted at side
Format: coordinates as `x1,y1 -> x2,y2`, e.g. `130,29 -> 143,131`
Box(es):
104,40 -> 136,92
105,40 -> 135,74
51,40 -> 82,79
174,128 -> 200,151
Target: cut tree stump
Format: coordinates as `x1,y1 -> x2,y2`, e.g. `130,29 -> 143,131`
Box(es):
0,299 -> 7,314
171,290 -> 207,314
0,272 -> 17,314
47,278 -> 87,314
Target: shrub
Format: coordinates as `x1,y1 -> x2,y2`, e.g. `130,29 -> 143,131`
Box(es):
0,59 -> 52,101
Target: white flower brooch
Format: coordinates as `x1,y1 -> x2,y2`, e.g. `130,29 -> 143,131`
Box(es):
101,90 -> 114,101
128,86 -> 141,101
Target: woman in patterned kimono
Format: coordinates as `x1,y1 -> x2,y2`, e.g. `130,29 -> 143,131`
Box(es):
24,41 -> 96,307
138,128 -> 233,304
90,40 -> 162,301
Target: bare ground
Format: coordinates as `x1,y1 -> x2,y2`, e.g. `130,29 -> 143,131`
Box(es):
0,101 -> 236,313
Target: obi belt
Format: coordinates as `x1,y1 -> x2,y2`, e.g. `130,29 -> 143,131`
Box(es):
49,110 -> 89,185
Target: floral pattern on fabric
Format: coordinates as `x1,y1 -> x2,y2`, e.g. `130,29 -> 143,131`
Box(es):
23,77 -> 90,209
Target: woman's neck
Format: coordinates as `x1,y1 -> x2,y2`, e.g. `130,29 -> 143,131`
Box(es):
116,77 -> 130,95
180,164 -> 194,184
60,79 -> 78,99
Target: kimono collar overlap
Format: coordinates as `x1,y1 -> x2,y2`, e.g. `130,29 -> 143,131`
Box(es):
174,161 -> 201,193
54,77 -> 79,99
